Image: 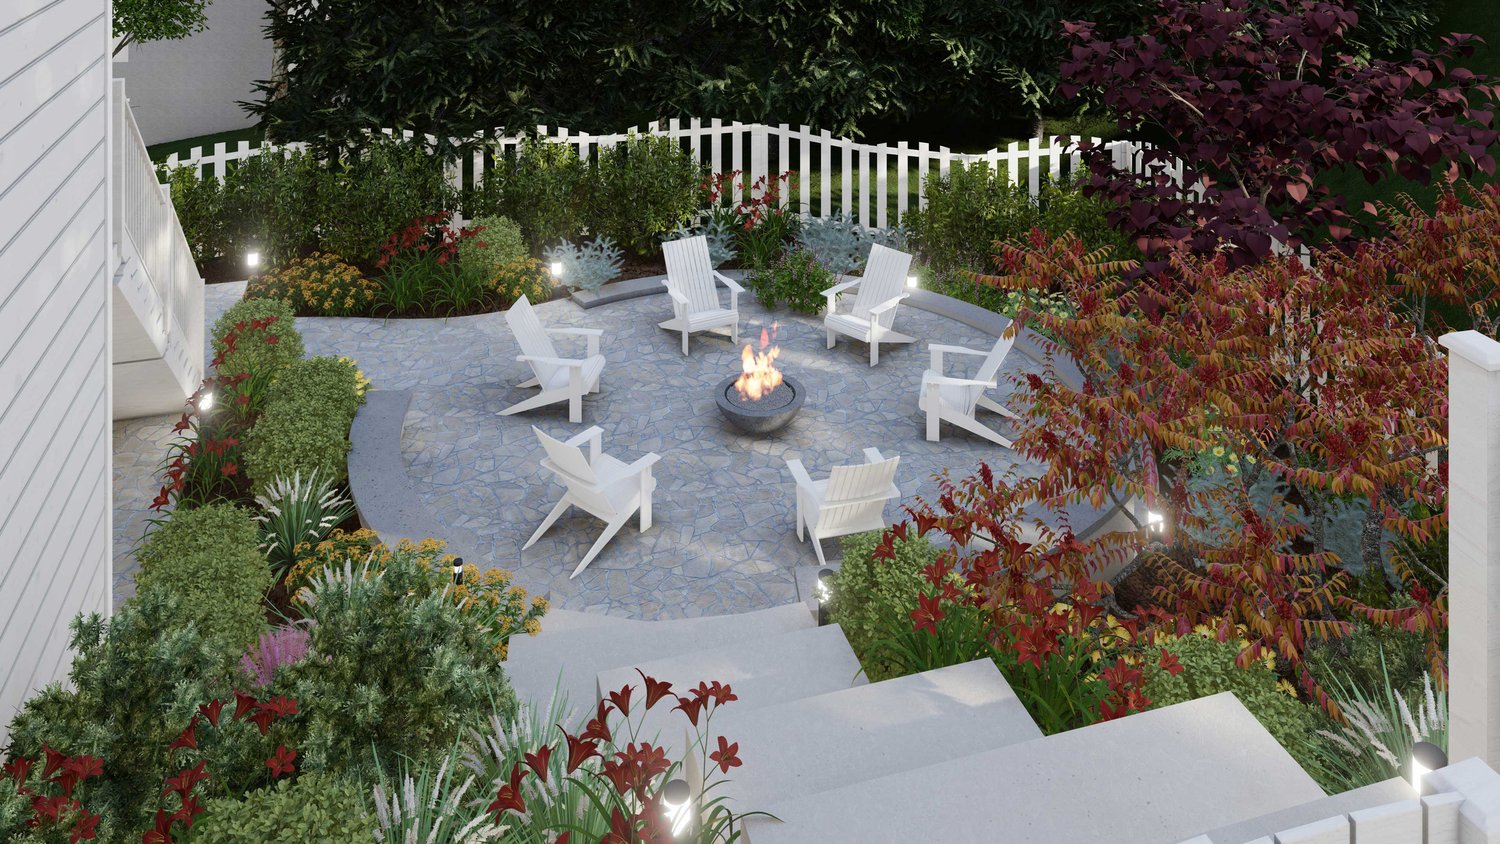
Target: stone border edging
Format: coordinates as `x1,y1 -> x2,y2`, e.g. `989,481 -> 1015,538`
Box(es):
348,388 -> 484,561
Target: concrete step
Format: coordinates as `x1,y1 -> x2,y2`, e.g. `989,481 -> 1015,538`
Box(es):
713,658 -> 1042,810
594,624 -> 865,747
1187,777 -> 1414,843
744,692 -> 1327,844
505,603 -> 815,711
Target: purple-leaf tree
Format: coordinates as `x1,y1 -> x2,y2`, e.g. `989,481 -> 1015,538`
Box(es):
1059,0 -> 1500,268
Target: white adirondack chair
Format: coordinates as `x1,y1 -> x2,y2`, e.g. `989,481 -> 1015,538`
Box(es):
659,235 -> 744,355
785,448 -> 901,566
920,335 -> 1020,447
525,426 -> 661,578
821,243 -> 916,366
499,294 -> 606,424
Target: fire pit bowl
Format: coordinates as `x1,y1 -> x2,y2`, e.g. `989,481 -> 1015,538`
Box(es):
715,374 -> 805,434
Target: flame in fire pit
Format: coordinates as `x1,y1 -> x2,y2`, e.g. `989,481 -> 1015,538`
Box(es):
735,324 -> 783,401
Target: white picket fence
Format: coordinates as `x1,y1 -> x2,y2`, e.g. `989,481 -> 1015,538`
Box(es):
161,119 -> 1178,229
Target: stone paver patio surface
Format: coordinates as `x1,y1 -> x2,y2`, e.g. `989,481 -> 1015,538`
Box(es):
113,281 -> 1105,619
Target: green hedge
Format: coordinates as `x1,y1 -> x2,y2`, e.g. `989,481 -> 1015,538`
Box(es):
903,164 -> 1133,275
244,357 -> 363,495
168,138 -> 456,268
185,773 -> 376,843
135,504 -> 272,656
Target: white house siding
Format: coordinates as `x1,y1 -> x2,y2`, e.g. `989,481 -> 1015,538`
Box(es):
0,0 -> 113,743
112,0 -> 273,146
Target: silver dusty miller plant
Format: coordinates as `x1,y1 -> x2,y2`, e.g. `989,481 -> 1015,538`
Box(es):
795,213 -> 908,276
544,236 -> 623,291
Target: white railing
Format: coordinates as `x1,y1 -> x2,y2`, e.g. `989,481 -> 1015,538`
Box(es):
114,78 -> 204,391
162,120 -> 1175,229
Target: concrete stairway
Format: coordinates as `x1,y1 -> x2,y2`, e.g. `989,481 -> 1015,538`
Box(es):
744,692 -> 1326,844
502,606 -> 1328,843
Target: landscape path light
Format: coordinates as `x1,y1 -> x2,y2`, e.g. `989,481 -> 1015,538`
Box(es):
246,250 -> 261,270
662,778 -> 692,837
1409,741 -> 1448,795
452,556 -> 464,586
815,568 -> 834,626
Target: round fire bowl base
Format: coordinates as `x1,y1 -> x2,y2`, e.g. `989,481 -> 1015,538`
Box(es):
715,374 -> 806,434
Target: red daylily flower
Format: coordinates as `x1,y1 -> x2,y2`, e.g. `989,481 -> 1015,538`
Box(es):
672,694 -> 704,727
581,700 -> 613,743
523,744 -> 552,783
607,684 -> 633,717
638,670 -> 673,709
1159,648 -> 1184,676
265,746 -> 297,778
486,762 -> 527,817
911,593 -> 945,636
69,810 -> 100,842
710,735 -> 742,774
197,699 -> 223,728
169,720 -> 198,752
561,728 -> 600,774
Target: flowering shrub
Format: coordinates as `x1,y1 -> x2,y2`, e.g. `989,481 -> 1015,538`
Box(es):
210,299 -> 304,383
746,249 -> 834,315
703,169 -> 800,269
870,465 -> 1171,734
489,257 -> 555,307
0,748 -> 105,843
284,532 -> 547,660
470,672 -> 762,841
247,253 -> 381,317
375,212 -> 482,271
458,214 -> 527,280
1,585 -> 301,842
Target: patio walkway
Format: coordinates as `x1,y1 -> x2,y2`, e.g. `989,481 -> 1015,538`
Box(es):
113,281 -> 1108,619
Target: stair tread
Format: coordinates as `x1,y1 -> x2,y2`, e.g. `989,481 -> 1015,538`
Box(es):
595,625 -> 865,746
1193,777 -> 1414,843
745,692 -> 1325,844
713,659 -> 1042,809
505,604 -> 814,710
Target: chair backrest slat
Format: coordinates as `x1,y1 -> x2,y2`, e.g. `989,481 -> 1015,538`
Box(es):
663,236 -> 721,315
851,243 -> 912,320
975,335 -> 1016,385
816,456 -> 900,532
506,295 -> 560,384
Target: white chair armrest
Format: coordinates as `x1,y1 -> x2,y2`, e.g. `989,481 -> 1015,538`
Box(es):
785,458 -> 816,491
665,286 -> 690,306
862,447 -> 886,464
928,343 -> 989,357
546,326 -> 602,358
924,374 -> 997,389
821,277 -> 862,297
867,293 -> 908,316
565,426 -> 604,465
713,271 -> 745,294
517,354 -> 590,368
596,452 -> 661,486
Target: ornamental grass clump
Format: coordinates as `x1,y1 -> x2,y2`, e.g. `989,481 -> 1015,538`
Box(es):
253,470 -> 356,577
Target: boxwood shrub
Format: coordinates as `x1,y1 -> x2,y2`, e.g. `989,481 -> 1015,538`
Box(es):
829,530 -> 938,682
134,503 -> 272,657
244,355 -> 365,494
184,773 -> 376,843
211,297 -> 305,376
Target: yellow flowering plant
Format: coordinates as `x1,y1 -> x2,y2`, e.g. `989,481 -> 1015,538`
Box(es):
285,529 -> 547,659
490,257 -> 555,307
249,253 -> 383,317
